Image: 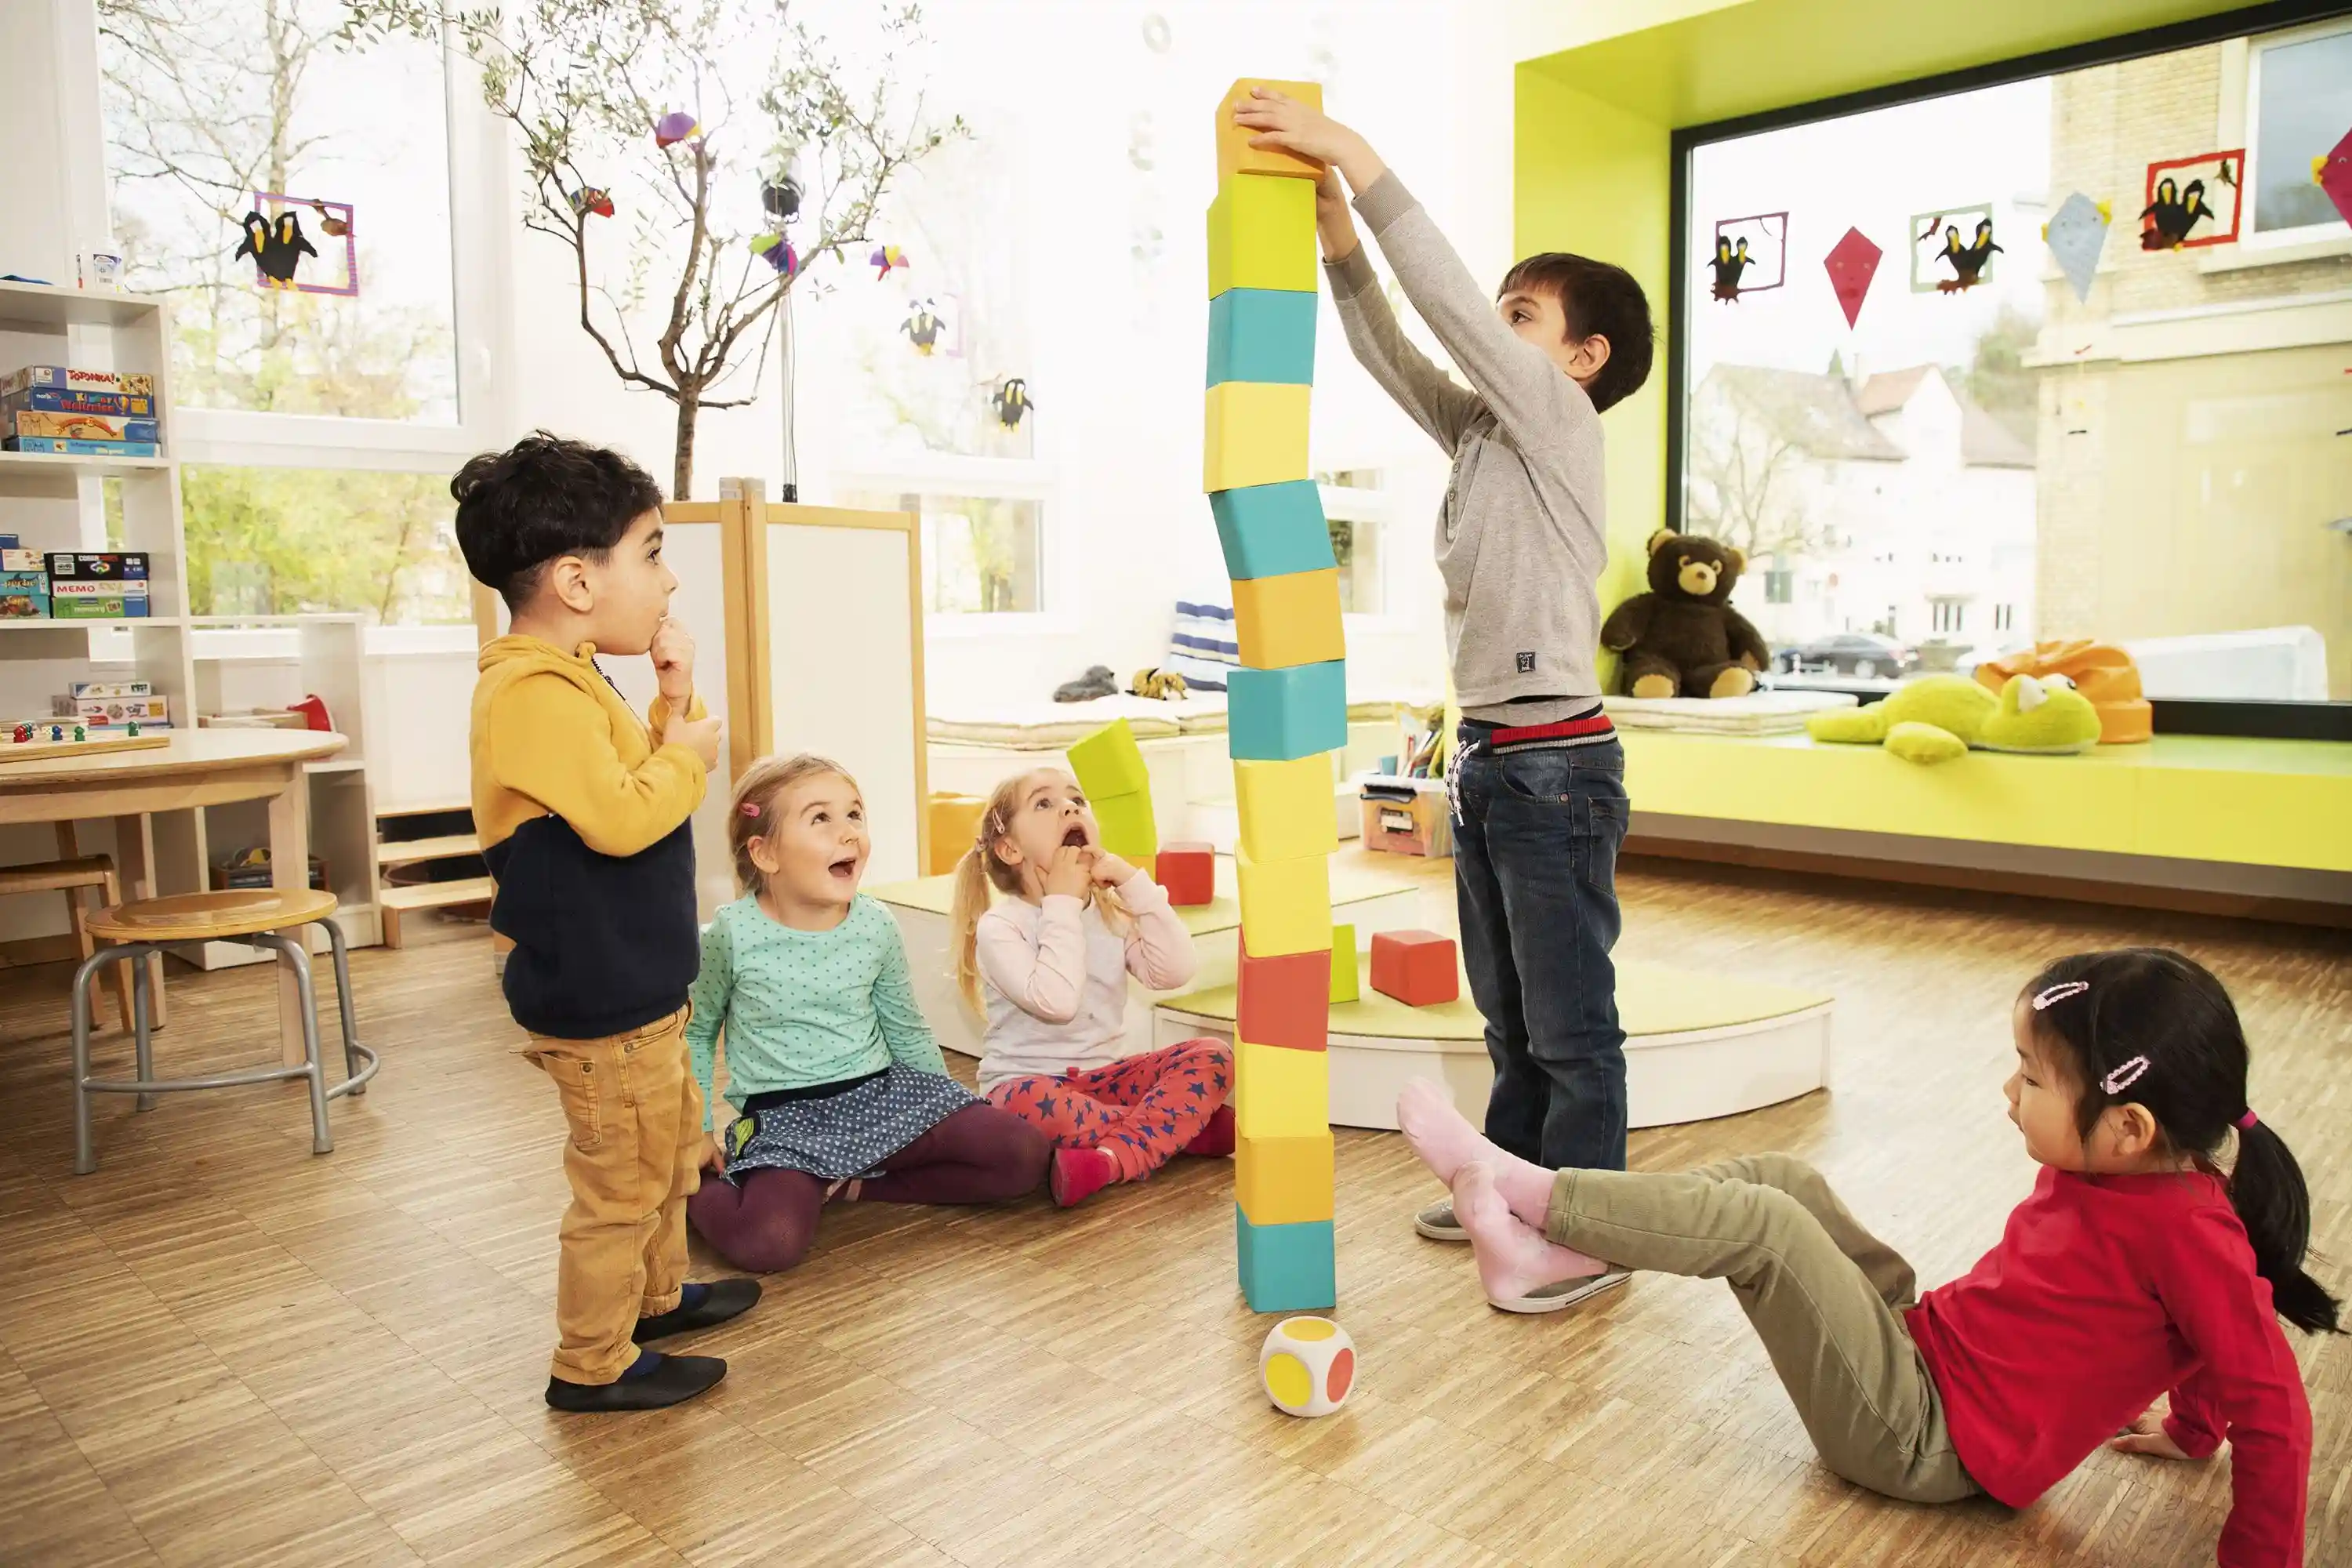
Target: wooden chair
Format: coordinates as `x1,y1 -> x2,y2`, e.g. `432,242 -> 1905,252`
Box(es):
0,824 -> 140,1033
69,887 -> 379,1174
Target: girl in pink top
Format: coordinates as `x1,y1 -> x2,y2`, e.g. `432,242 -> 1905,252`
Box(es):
949,768 -> 1233,1208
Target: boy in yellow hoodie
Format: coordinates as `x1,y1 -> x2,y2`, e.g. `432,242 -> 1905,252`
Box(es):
456,432 -> 759,1412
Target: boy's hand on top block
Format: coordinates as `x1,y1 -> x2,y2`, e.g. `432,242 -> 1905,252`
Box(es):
665,711 -> 724,771
650,616 -> 697,703
1231,87 -> 1386,192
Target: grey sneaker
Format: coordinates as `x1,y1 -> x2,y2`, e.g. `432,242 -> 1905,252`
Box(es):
1490,1266 -> 1632,1315
1414,1196 -> 1468,1242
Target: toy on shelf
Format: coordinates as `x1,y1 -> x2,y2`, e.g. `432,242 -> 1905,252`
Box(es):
1599,529 -> 1769,699
1370,929 -> 1460,1007
1971,641 -> 2149,745
1258,1316 -> 1355,1417
1806,673 -> 2102,764
0,727 -> 169,764
1156,840 -> 1214,906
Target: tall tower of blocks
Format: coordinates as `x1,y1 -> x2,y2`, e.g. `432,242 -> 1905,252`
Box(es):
1207,78 -> 1342,1313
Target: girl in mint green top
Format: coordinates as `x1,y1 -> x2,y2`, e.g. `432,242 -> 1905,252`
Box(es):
682,754 -> 1046,1276
685,893 -> 946,1123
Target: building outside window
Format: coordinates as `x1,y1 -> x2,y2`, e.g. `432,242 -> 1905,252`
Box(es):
2245,20 -> 2352,240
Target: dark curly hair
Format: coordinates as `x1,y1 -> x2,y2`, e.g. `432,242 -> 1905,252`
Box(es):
451,431 -> 665,608
1497,252 -> 1656,414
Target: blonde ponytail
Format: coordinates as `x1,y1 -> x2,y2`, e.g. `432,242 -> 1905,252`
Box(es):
948,841 -> 999,1015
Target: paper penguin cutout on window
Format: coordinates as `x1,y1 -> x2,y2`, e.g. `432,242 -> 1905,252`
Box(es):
2140,151 -> 2242,249
1908,205 -> 1998,292
1709,236 -> 1751,300
236,209 -> 318,289
1708,212 -> 1786,299
992,378 -> 1033,431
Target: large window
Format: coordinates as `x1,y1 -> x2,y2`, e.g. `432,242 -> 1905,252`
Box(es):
2246,20 -> 2352,240
1678,20 -> 2351,703
838,484 -> 1044,616
98,0 -> 490,625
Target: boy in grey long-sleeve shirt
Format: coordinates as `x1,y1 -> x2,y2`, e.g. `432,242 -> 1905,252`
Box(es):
1235,90 -> 1656,1302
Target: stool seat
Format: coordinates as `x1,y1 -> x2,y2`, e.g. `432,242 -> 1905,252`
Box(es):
87,887 -> 339,942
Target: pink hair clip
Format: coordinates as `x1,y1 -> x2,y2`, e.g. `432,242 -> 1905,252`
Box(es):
740,800 -> 762,818
2031,980 -> 2089,1011
2100,1054 -> 2151,1095
2236,1109 -> 2259,1131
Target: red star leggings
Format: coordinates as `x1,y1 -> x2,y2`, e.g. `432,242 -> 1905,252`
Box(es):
984,1039 -> 1233,1181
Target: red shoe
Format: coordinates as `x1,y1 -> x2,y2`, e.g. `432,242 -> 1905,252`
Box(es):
1050,1147 -> 1118,1207
1181,1105 -> 1235,1159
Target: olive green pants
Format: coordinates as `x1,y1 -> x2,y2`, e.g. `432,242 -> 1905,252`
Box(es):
1547,1153 -> 1977,1504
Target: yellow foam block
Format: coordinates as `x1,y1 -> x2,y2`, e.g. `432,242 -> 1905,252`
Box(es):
1207,176 -> 1319,298
1234,754 -> 1340,862
1236,1039 -> 1330,1138
1236,1131 -> 1335,1225
1204,381 -> 1312,493
1235,844 -> 1331,956
1215,78 -> 1327,182
1231,568 -> 1343,670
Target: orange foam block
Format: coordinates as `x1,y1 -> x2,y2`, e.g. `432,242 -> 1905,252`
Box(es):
1238,942 -> 1329,1051
1369,928 -> 1458,1007
1215,78 -> 1326,182
1156,841 -> 1214,906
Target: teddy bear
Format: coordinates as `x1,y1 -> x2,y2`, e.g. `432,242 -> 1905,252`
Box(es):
1599,529 -> 1772,699
1806,673 -> 2102,764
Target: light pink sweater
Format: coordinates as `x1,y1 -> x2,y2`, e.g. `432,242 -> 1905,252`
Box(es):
973,869 -> 1197,1089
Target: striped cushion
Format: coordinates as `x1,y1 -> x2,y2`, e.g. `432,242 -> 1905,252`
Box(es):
1169,597 -> 1238,691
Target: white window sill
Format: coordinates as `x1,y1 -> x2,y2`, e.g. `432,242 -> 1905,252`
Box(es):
2198,234 -> 2352,273
190,622 -> 479,659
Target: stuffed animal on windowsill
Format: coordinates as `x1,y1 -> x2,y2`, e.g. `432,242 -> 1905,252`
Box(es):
1599,529 -> 1771,699
1806,673 -> 2102,764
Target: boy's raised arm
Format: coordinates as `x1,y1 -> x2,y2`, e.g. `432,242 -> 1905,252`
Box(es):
1318,172 -> 1483,452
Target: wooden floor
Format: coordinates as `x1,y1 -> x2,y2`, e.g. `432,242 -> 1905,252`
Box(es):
0,862 -> 2345,1567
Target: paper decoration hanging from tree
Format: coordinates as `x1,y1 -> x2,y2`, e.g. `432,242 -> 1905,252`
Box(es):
237,193 -> 357,296
992,378 -> 1033,430
654,111 -> 700,148
568,187 -> 614,219
2043,192 -> 2111,303
870,244 -> 910,279
1708,212 -> 1786,301
2315,126 -> 2352,227
901,299 -> 946,355
2139,150 -> 2241,250
1823,227 -> 1881,328
1908,205 -> 1999,292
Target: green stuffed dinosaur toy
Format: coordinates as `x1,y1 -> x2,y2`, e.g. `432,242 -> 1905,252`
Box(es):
1806,673 -> 2103,764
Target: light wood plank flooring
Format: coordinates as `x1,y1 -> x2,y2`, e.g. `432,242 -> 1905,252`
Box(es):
0,858 -> 2343,1566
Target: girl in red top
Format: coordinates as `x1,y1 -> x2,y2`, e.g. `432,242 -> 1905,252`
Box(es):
1397,947 -> 2338,1566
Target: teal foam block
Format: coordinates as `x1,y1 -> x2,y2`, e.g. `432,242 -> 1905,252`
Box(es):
1228,659 -> 1347,761
1210,480 -> 1335,581
1206,288 -> 1319,387
1236,1205 -> 1337,1312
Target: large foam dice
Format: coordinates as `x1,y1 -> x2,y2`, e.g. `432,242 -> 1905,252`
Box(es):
1232,568 -> 1343,670
1210,480 -> 1335,581
1236,1131 -> 1334,1225
1233,753 -> 1339,862
1259,1315 -> 1356,1417
1237,1209 -> 1336,1312
1216,78 -> 1327,181
1088,789 -> 1159,861
1370,928 -> 1459,1007
1068,717 -> 1149,798
1237,941 -> 1330,1051
1329,924 -> 1360,1004
1207,289 -> 1318,387
1235,845 -> 1331,956
1235,1038 -> 1328,1138
1229,661 -> 1347,761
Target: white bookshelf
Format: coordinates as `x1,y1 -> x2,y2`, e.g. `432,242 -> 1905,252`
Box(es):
0,278 -> 380,964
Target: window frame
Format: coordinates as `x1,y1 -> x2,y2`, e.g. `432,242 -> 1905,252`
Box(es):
1664,0 -> 2352,728
1319,478 -> 1406,629
831,453 -> 1058,636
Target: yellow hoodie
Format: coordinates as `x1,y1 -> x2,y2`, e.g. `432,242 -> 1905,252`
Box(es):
470,634 -> 709,1039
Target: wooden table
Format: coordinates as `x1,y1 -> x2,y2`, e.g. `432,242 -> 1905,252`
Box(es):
0,729 -> 348,1067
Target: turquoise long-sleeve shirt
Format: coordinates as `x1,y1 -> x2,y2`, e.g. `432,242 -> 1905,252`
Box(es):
685,893 -> 948,1129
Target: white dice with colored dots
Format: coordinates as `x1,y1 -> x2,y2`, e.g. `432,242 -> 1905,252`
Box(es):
1258,1316 -> 1355,1417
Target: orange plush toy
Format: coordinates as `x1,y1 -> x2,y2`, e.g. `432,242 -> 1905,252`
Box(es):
1973,641 -> 2151,744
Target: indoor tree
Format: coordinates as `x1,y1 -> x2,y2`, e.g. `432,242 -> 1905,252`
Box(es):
343,0 -> 961,498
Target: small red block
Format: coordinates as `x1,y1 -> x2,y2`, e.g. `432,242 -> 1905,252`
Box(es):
1369,929 -> 1458,1007
1155,841 -> 1214,906
1238,941 -> 1329,1051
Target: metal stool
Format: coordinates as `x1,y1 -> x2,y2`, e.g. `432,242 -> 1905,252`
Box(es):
70,887 -> 379,1175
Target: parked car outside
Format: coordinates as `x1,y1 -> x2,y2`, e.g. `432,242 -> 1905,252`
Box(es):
1773,633 -> 1917,680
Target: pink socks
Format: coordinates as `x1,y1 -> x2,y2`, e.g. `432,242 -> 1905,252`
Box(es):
1454,1163 -> 1607,1300
1395,1079 -> 1556,1229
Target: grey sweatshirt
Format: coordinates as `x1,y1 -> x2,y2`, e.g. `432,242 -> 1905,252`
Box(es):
1327,173 -> 1607,722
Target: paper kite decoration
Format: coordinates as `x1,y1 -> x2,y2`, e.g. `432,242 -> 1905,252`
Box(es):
992,377 -> 1033,431
2042,192 -> 2110,303
2317,127 -> 2352,228
902,299 -> 946,355
568,187 -> 614,219
654,111 -> 701,149
748,233 -> 798,278
2140,150 -> 2241,250
1824,227 -> 1882,328
1909,205 -> 1999,293
1708,212 -> 1786,300
870,244 -> 910,279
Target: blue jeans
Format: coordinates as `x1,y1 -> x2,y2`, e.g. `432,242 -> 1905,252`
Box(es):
1449,727 -> 1630,1171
